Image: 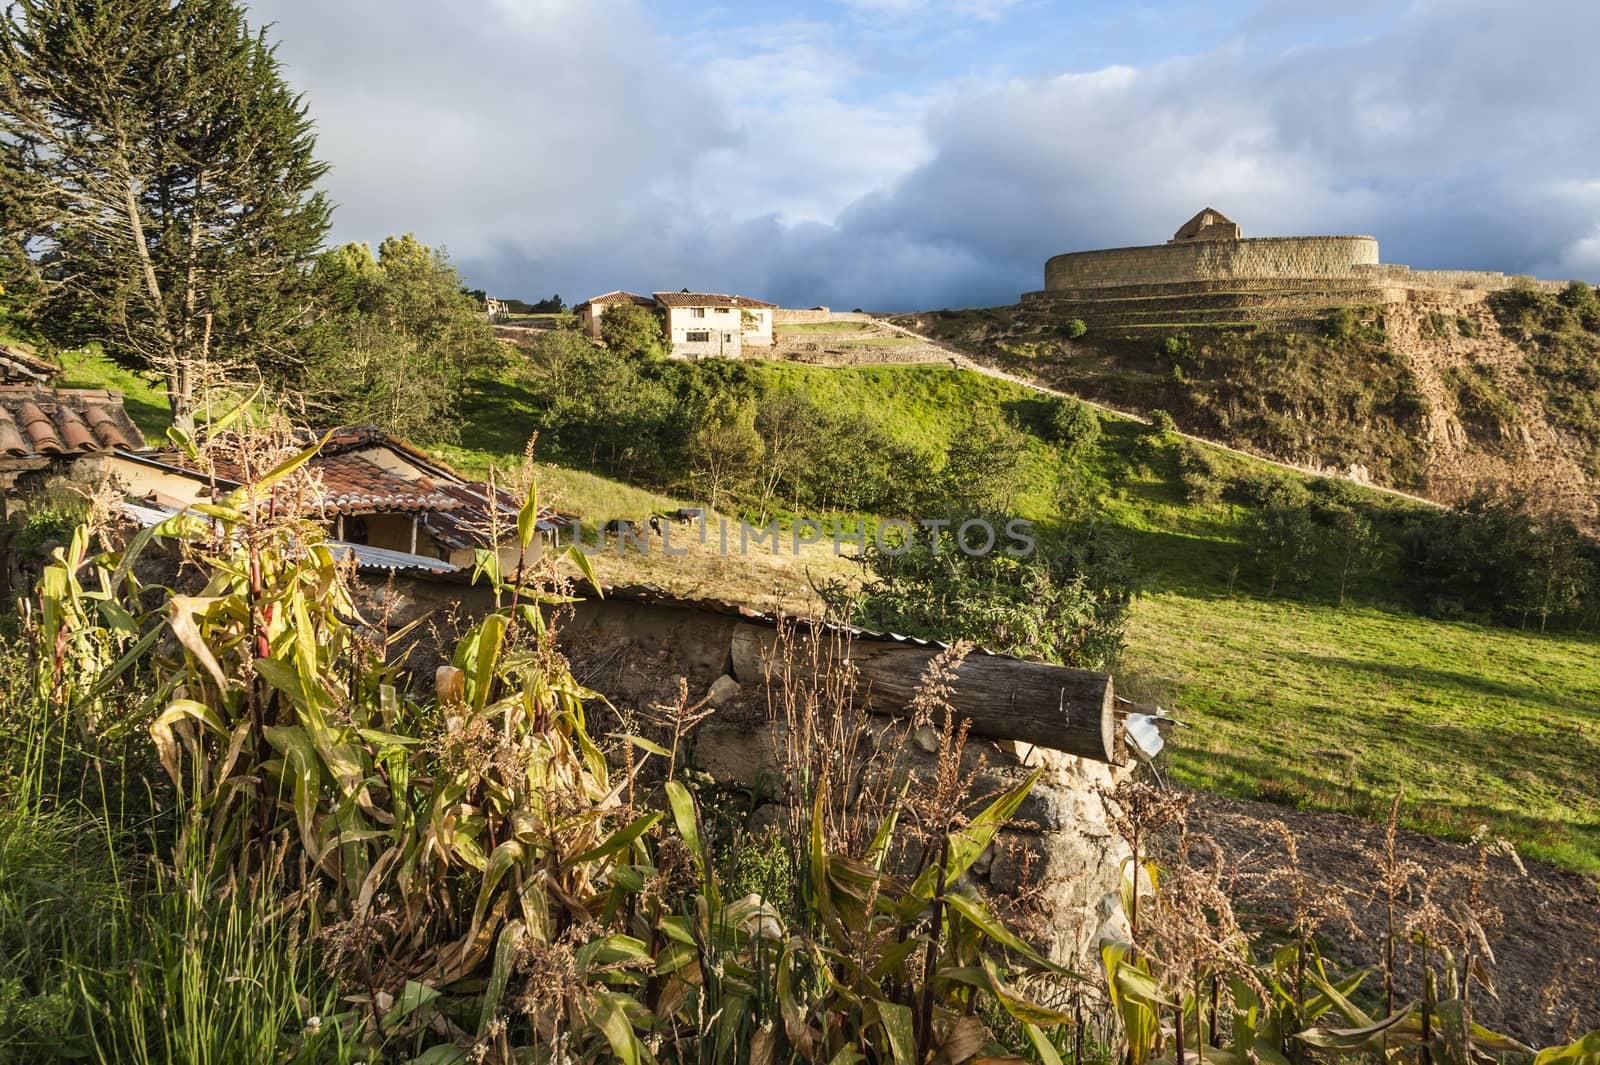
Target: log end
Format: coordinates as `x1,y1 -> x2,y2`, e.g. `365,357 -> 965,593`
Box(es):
1100,677 -> 1126,766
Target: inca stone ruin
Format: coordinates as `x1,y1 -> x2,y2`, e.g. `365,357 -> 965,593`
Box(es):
1023,207 -> 1563,332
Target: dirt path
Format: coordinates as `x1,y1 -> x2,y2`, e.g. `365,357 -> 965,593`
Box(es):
872,317 -> 1446,510
1182,789 -> 1600,1047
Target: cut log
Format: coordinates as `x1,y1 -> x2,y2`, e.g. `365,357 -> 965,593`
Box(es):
730,622 -> 1123,765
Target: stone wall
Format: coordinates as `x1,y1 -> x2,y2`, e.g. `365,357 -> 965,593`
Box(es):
773,307 -> 833,325
1045,236 -> 1380,291
1360,264 -> 1564,294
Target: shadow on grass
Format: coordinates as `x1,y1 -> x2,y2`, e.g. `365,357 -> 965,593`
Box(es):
457,374 -> 545,457
119,390 -> 171,438
1171,745 -> 1600,873
1291,652 -> 1600,719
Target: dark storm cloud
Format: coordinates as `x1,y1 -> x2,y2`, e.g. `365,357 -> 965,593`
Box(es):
249,0 -> 1600,311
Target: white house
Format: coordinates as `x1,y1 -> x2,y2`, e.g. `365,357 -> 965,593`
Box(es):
651,292 -> 776,359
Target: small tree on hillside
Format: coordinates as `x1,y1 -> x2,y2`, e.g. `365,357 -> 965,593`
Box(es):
1517,519 -> 1593,632
688,395 -> 761,511
751,390 -> 822,521
1247,487 -> 1318,596
526,326 -> 595,394
1321,503 -> 1384,606
0,0 -> 331,424
299,236 -> 502,442
939,408 -> 1031,515
601,302 -> 669,358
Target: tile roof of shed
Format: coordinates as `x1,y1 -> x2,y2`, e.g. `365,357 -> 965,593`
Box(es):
420,481 -> 574,551
651,292 -> 778,310
0,386 -> 146,460
140,426 -> 472,515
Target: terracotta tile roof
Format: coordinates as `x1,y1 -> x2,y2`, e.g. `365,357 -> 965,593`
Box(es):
0,386 -> 146,460
420,481 -> 573,551
573,290 -> 657,311
141,426 -> 473,516
307,452 -> 463,515
651,292 -> 778,310
201,429 -> 463,515
0,345 -> 58,386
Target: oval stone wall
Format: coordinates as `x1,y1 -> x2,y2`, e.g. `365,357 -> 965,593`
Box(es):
1045,236 -> 1380,291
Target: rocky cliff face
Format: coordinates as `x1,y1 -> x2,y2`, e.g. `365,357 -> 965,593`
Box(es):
1379,290 -> 1597,528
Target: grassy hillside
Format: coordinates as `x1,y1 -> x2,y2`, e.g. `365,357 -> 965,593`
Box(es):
1124,592 -> 1600,873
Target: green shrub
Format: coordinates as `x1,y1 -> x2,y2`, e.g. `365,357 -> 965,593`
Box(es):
1057,317 -> 1087,339
1045,394 -> 1100,455
1324,306 -> 1357,339
1457,314 -> 1480,338
830,519 -> 1136,672
1176,444 -> 1222,503
1147,408 -> 1177,435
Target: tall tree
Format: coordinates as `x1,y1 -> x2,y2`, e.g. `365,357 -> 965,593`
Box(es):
299,236 -> 504,442
0,0 -> 330,424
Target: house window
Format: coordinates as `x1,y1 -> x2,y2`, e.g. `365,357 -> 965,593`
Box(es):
723,332 -> 736,343
719,307 -> 731,314
686,330 -> 711,343
692,307 -> 706,318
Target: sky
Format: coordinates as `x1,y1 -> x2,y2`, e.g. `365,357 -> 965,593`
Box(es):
246,0 -> 1600,310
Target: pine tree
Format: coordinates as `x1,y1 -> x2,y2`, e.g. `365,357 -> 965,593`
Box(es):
0,0 -> 330,425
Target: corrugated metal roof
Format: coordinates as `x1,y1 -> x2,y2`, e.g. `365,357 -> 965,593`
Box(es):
589,581 -> 1013,659
116,501 -> 461,574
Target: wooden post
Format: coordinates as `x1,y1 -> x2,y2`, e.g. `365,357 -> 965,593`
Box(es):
409,514 -> 419,555
730,622 -> 1124,765
335,513 -> 344,541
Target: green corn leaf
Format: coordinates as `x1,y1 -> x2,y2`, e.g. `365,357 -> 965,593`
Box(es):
618,733 -> 671,757
945,891 -> 1064,973
875,1001 -> 916,1065
586,991 -> 642,1065
470,613 -> 508,711
1295,1004 -> 1416,1049
977,955 -> 1078,1026
565,542 -> 602,591
1534,1029 -> 1600,1065
83,623 -> 163,704
1026,1023 -> 1066,1065
570,811 -> 663,865
222,429 -> 332,506
148,698 -> 229,789
167,596 -> 230,694
517,486 -> 540,549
